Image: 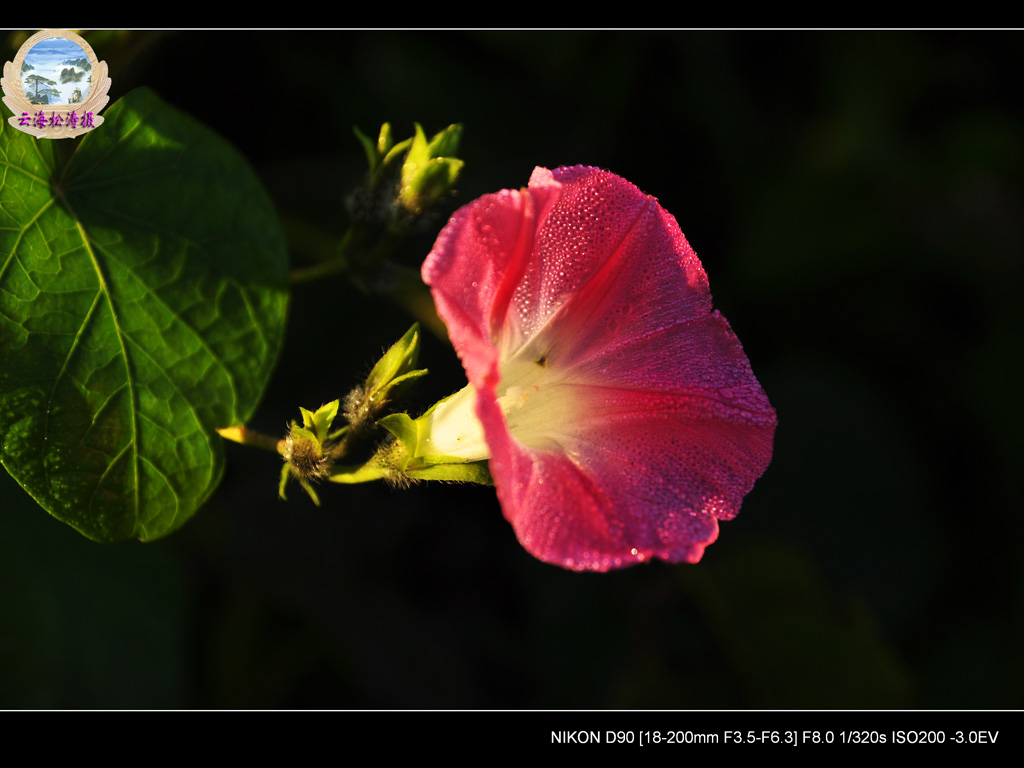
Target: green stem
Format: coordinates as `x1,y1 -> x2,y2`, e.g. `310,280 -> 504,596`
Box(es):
289,257 -> 349,285
217,425 -> 285,455
283,213 -> 449,339
281,214 -> 343,265
374,266 -> 449,341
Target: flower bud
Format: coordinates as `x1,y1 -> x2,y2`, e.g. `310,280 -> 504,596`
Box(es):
398,124 -> 464,215
346,324 -> 428,428
278,400 -> 341,505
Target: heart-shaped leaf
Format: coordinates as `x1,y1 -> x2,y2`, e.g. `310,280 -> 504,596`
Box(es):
0,88 -> 288,541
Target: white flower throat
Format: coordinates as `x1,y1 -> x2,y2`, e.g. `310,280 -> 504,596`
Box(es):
420,347 -> 577,461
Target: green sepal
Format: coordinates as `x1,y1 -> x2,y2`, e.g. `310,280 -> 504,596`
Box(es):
377,412 -> 421,457
299,400 -> 339,444
352,122 -> 413,192
406,461 -> 492,485
403,123 -> 432,174
404,123 -> 462,174
378,412 -> 493,485
365,324 -> 421,400
426,122 -> 463,158
401,158 -> 465,214
353,125 -> 380,175
382,137 -> 414,167
376,123 -> 393,155
360,324 -> 427,417
414,453 -> 482,465
299,478 -> 321,506
278,464 -> 291,500
327,463 -> 394,485
376,369 -> 429,409
326,436 -> 408,485
290,425 -> 319,447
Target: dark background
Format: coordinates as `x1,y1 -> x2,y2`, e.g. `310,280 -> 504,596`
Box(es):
1,30 -> 1021,709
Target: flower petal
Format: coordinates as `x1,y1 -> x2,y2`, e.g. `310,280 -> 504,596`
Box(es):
423,166 -> 776,570
422,172 -> 561,392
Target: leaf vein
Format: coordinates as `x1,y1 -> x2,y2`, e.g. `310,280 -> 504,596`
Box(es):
72,215 -> 141,524
0,197 -> 55,286
90,239 -> 238,417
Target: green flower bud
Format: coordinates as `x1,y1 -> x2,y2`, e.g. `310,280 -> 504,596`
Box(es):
345,324 -> 428,429
278,401 -> 341,505
398,123 -> 464,214
364,323 -> 427,407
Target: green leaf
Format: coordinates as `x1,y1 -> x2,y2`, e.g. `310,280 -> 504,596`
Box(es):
0,88 -> 288,542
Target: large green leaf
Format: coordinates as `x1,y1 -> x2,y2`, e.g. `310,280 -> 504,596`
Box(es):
0,88 -> 288,541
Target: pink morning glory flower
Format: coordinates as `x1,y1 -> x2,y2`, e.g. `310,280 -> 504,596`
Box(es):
419,166 -> 776,571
